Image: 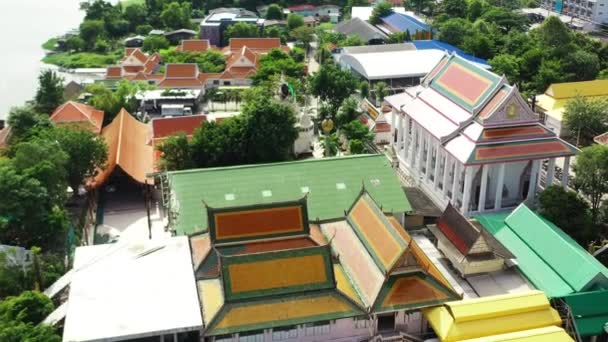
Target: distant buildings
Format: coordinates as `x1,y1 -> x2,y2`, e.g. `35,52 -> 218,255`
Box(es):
200,8 -> 263,47
540,0 -> 608,26
334,17 -> 388,45
387,54 -> 578,217
535,79 -> 608,138
105,48 -> 161,82
286,4 -> 340,23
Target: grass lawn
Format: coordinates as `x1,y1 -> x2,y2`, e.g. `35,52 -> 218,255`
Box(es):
42,50 -> 122,69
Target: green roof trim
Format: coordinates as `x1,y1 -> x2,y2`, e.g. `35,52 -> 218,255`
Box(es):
475,204 -> 608,298
167,155 -> 412,236
563,290 -> 608,337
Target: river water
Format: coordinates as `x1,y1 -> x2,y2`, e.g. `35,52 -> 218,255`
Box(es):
0,0 -> 86,119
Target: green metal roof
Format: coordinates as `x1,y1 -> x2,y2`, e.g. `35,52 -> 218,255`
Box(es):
476,204 -> 608,298
562,290 -> 608,336
167,155 -> 412,236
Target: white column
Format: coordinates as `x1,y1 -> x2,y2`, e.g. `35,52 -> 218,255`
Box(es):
546,158 -> 556,187
461,167 -> 474,214
478,165 -> 489,212
408,123 -> 417,168
417,128 -> 425,174
425,135 -> 433,180
494,163 -> 505,210
402,115 -> 410,160
434,145 -> 442,189
396,114 -> 404,152
451,162 -> 461,203
527,160 -> 541,201
443,154 -> 452,196
391,110 -> 396,141
561,156 -> 570,189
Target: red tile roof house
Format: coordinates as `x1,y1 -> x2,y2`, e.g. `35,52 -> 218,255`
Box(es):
150,115 -> 206,170
175,39 -> 212,53
50,101 -> 105,133
105,48 -> 161,80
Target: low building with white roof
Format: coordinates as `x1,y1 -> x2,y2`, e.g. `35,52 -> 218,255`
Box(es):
62,237 -> 203,342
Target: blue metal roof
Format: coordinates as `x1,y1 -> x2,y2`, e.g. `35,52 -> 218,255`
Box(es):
381,13 -> 430,34
412,40 -> 489,67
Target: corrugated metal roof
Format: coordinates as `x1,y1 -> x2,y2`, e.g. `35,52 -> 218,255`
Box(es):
476,205 -> 608,298
381,12 -> 430,33
458,326 -> 574,342
413,40 -> 489,67
167,155 -> 412,236
546,80 -> 608,99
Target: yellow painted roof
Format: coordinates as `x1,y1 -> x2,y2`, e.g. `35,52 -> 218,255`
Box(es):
459,326 -> 574,342
423,291 -> 563,341
334,264 -> 364,307
546,80 -> 608,99
198,279 -> 224,326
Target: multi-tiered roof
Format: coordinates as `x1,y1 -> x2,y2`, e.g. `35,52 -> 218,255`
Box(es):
388,54 -> 578,165
190,192 -> 460,336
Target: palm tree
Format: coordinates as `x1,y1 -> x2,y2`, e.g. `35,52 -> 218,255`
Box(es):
373,81 -> 389,106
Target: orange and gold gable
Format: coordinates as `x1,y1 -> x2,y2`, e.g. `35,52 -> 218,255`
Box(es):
220,246 -> 335,301
208,199 -> 309,244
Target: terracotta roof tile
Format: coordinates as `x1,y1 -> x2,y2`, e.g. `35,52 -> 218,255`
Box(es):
436,203 -> 479,255
152,115 -> 206,140
179,39 -> 210,52
50,101 -> 104,133
229,38 -> 281,50
122,65 -> 143,74
165,64 -> 199,79
106,66 -> 123,79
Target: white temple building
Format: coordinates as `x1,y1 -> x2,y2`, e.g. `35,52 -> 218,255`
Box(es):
386,54 -> 578,217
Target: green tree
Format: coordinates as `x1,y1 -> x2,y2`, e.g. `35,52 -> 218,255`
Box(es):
467,0 -> 486,21
66,36 -> 85,52
12,139 -> 69,204
360,81 -> 369,99
374,81 -> 389,105
563,96 -> 608,146
124,4 -> 148,32
533,59 -> 564,93
157,132 -> 194,171
573,145 -> 608,225
82,0 -> 113,20
287,13 -> 305,30
562,50 -> 600,81
438,18 -> 472,46
341,34 -> 366,47
481,7 -> 528,33
342,120 -> 374,144
309,62 -> 359,111
34,70 -> 64,115
349,139 -> 365,154
142,35 -> 170,52
160,2 -> 191,30
369,2 -> 394,25
86,81 -> 152,123
136,24 -> 154,36
251,49 -> 305,84
489,54 -> 520,84
442,0 -> 467,18
224,22 -> 259,45
290,26 -> 315,50
240,88 -> 298,163
190,119 -> 244,167
539,185 -> 592,245
6,106 -> 51,144
336,96 -> 360,128
462,29 -> 495,59
93,38 -> 110,53
289,47 -> 306,63
42,127 -> 108,193
266,4 -> 283,20
79,20 -> 105,50
0,291 -> 54,325
0,162 -> 66,249
538,16 -> 572,51
405,0 -> 432,14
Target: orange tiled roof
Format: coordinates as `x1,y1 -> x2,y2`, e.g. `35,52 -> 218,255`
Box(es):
50,101 -> 104,133
122,65 -> 144,74
91,109 -> 153,187
151,115 -> 206,141
106,66 -> 123,79
229,38 -> 281,50
178,39 -> 211,52
165,64 -> 199,78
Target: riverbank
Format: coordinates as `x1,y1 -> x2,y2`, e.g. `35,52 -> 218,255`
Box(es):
42,50 -> 122,69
